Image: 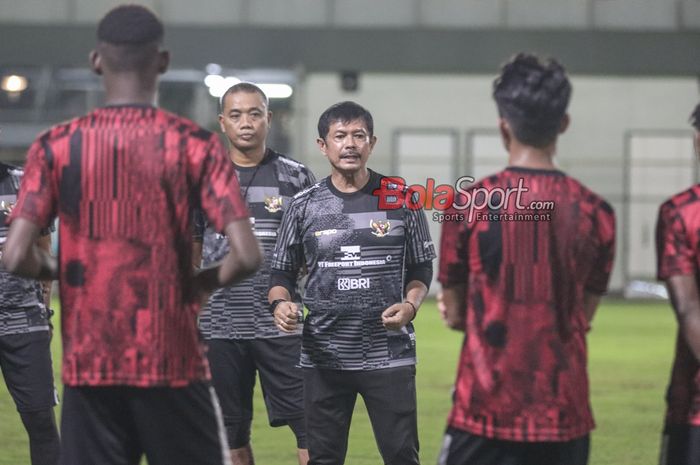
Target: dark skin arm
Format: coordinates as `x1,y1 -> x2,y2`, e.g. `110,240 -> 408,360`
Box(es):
36,234 -> 53,307
438,284 -> 467,331
192,240 -> 203,270
193,219 -> 261,293
666,274 -> 700,361
583,291 -> 602,325
2,218 -> 57,280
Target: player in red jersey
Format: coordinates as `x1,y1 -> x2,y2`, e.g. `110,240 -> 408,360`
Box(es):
656,102 -> 700,465
437,53 -> 615,465
2,5 -> 261,465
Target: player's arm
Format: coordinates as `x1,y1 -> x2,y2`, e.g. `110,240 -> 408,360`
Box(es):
269,281 -> 300,333
666,274 -> 700,361
583,291 -> 602,324
36,233 -> 53,307
439,284 -> 467,331
268,197 -> 306,333
382,262 -> 432,330
194,219 -> 261,293
2,218 -> 57,281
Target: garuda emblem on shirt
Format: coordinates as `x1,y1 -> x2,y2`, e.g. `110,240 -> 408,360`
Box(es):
370,219 -> 390,237
264,196 -> 283,213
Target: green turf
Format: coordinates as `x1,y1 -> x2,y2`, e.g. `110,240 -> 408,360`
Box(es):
0,298 -> 678,464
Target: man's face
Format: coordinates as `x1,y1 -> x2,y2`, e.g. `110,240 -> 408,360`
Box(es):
219,91 -> 271,153
317,119 -> 376,174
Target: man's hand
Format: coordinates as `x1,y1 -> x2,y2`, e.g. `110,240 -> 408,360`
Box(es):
274,301 -> 300,333
439,286 -> 466,331
381,302 -> 415,330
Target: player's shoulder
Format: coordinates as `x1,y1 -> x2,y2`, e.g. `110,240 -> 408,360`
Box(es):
157,109 -> 217,143
290,179 -> 324,203
33,114 -> 85,147
659,185 -> 700,217
558,173 -> 614,216
270,150 -> 308,171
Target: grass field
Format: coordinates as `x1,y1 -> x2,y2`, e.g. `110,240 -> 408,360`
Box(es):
0,298 -> 677,465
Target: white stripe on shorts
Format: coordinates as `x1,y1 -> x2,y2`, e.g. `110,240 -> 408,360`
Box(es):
209,386 -> 233,465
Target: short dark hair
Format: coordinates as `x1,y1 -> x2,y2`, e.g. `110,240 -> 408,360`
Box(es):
96,4 -> 164,72
493,53 -> 572,148
317,101 -> 374,139
691,103 -> 700,131
219,82 -> 269,113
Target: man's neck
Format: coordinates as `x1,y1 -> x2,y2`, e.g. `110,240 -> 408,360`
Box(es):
507,141 -> 557,170
330,167 -> 370,193
231,146 -> 267,167
103,74 -> 157,106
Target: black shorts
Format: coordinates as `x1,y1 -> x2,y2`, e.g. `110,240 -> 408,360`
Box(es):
660,424 -> 700,465
59,382 -> 231,465
303,365 -> 419,465
438,427 -> 590,465
0,330 -> 57,412
206,337 -> 305,446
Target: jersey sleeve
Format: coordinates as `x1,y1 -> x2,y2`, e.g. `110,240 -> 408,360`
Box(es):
584,201 -> 616,294
271,196 -> 305,272
9,139 -> 57,229
195,135 -> 249,234
656,200 -> 695,280
405,206 -> 436,265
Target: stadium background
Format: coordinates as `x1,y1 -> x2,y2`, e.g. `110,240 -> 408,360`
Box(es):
0,0 -> 697,463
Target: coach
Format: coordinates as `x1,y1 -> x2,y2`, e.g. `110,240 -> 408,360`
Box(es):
268,101 -> 435,465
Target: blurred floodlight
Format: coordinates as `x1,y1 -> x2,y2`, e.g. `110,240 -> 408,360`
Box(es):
258,83 -> 293,99
1,74 -> 28,93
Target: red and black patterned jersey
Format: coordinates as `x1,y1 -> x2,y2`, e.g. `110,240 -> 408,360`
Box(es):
439,167 -> 615,442
10,105 -> 249,387
656,184 -> 700,428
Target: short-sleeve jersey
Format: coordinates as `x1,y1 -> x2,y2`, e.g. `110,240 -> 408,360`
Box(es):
656,185 -> 700,428
439,167 -> 616,442
10,105 -> 249,387
195,149 -> 315,339
0,163 -> 50,336
271,170 -> 436,370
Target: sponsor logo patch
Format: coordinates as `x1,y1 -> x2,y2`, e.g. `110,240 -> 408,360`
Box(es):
337,277 -> 371,290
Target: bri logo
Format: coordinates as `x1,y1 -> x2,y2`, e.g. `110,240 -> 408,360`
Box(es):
337,277 -> 371,290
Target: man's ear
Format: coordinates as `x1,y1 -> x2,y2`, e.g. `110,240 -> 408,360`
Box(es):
218,113 -> 226,133
316,137 -> 328,158
369,135 -> 377,151
157,50 -> 170,75
89,50 -> 102,76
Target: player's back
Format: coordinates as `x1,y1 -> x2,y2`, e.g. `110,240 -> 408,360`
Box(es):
445,166 -> 615,442
26,105 -> 231,388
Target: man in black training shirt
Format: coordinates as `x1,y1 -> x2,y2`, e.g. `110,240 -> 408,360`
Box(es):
194,83 -> 315,465
0,162 -> 59,465
269,101 -> 435,465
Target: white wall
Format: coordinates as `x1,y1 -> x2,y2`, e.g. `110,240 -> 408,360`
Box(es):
294,72 -> 698,292
1,0 -> 698,29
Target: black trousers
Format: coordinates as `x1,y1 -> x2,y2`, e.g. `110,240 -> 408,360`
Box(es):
660,425 -> 700,465
59,383 -> 231,465
303,365 -> 419,465
438,426 -> 590,465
